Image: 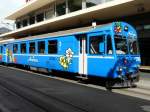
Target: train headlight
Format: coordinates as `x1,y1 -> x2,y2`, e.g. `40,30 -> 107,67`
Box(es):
117,67 -> 123,72
117,66 -> 123,76
119,67 -> 123,72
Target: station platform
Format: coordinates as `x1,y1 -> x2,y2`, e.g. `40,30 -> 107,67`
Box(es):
0,65 -> 150,112
140,66 -> 150,72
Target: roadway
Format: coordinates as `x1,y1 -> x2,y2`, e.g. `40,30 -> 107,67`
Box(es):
0,65 -> 150,112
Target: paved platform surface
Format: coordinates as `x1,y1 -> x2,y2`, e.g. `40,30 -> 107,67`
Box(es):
0,66 -> 150,112
140,66 -> 150,73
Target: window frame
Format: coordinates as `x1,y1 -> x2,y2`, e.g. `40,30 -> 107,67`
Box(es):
21,43 -> 27,54
48,40 -> 58,54
13,44 -> 18,54
38,41 -> 45,54
88,34 -> 106,55
29,42 -> 36,54
106,35 -> 113,55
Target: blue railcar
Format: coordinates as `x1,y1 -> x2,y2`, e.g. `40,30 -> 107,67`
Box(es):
0,22 -> 141,88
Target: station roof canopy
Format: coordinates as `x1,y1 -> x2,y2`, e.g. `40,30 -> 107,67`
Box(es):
6,0 -> 55,20
1,0 -> 150,39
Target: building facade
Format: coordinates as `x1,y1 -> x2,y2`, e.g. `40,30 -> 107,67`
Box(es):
0,0 -> 150,66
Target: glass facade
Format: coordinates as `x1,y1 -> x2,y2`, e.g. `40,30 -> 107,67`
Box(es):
86,0 -> 103,8
15,0 -> 114,29
45,3 -> 55,19
68,0 -> 82,13
36,13 -> 44,22
56,0 -> 66,16
29,16 -> 35,25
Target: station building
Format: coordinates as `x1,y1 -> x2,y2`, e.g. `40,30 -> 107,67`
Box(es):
0,0 -> 150,66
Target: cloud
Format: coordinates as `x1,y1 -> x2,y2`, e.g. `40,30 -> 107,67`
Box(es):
0,0 -> 25,19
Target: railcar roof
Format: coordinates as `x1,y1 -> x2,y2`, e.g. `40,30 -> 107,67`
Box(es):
14,23 -> 112,42
16,26 -> 93,42
0,22 -> 113,44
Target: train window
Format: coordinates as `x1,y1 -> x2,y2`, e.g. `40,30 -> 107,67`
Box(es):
129,39 -> 139,55
29,42 -> 35,54
48,40 -> 57,54
21,43 -> 26,54
38,41 -> 45,54
1,46 -> 3,53
89,35 -> 105,55
115,36 -> 128,54
107,35 -> 113,55
13,44 -> 18,53
0,46 -> 1,53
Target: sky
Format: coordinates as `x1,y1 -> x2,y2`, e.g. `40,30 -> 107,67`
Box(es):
0,0 -> 25,29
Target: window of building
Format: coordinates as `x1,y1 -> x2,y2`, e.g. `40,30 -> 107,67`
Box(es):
29,16 -> 35,25
56,0 -> 66,16
16,21 -> 21,29
21,43 -> 26,54
86,0 -> 103,8
48,40 -> 57,54
13,44 -> 18,53
45,4 -> 55,19
36,13 -> 44,22
68,0 -> 82,12
45,9 -> 54,19
38,41 -> 45,54
89,35 -> 105,55
29,42 -> 35,54
22,19 -> 28,27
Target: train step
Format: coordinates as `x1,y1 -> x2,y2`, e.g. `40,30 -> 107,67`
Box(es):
76,75 -> 88,80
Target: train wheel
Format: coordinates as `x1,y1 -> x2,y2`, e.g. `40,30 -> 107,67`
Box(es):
105,80 -> 112,91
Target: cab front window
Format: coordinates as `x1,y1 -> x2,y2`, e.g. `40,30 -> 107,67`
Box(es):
115,36 -> 128,55
128,39 -> 139,55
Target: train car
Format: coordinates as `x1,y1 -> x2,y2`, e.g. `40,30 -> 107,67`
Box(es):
0,39 -> 15,64
0,45 -> 2,63
0,22 -> 141,88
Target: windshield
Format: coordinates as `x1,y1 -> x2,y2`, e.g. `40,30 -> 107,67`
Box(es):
128,39 -> 139,55
115,36 -> 128,55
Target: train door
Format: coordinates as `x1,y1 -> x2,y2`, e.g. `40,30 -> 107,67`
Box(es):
78,34 -> 87,76
87,32 -> 115,77
2,44 -> 8,63
7,44 -> 13,63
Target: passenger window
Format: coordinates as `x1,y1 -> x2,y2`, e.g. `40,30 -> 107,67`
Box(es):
1,46 -> 3,53
13,44 -> 18,53
21,43 -> 26,54
107,35 -> 113,55
38,41 -> 45,54
48,40 -> 57,54
29,42 -> 35,54
89,35 -> 105,55
0,46 -> 1,53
